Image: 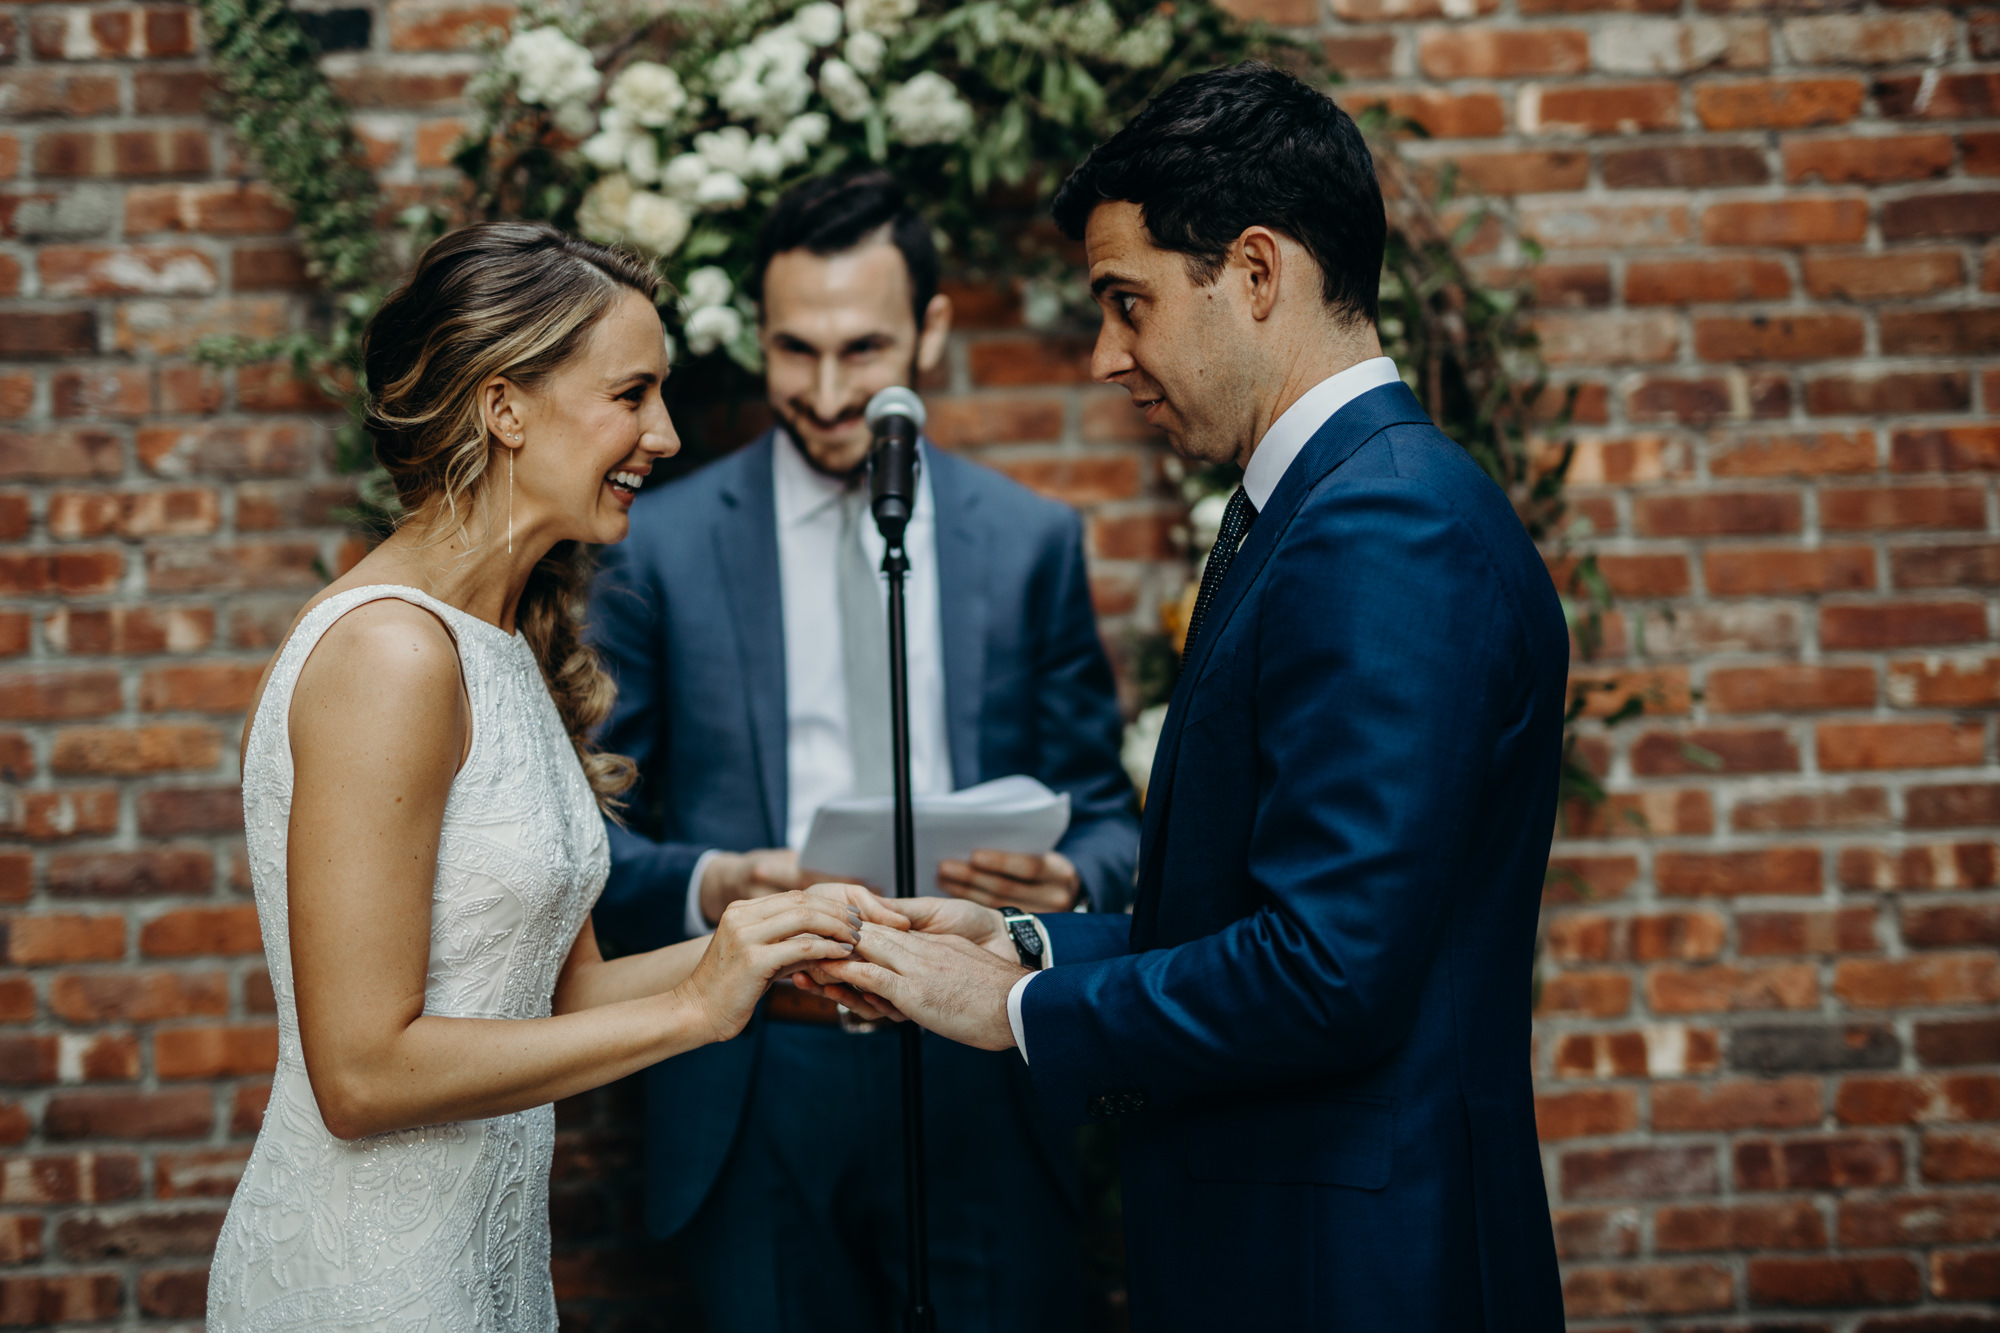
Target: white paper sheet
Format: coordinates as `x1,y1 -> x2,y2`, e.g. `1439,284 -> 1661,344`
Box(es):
799,775 -> 1072,897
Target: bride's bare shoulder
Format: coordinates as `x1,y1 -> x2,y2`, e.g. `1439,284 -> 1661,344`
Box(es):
288,599 -> 467,756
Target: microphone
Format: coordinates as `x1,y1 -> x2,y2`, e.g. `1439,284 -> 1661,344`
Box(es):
865,386 -> 925,548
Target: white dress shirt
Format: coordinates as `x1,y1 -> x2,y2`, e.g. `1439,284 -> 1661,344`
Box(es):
1005,356 -> 1405,1061
683,431 -> 954,935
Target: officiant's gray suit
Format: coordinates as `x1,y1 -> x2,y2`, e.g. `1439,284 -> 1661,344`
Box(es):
587,430 -> 1139,1331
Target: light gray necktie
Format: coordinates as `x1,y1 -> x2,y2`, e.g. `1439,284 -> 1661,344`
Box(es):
839,484 -> 892,797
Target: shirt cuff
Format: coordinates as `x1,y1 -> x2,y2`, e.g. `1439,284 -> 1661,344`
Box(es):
685,849 -> 723,939
1006,916 -> 1053,1064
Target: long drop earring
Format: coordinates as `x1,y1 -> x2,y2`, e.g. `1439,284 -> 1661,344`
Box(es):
507,444 -> 515,554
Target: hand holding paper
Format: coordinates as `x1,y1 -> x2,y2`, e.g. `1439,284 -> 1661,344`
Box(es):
798,775 -> 1071,899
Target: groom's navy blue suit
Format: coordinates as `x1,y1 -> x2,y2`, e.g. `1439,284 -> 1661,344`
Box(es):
587,431 -> 1137,1328
1020,380 -> 1568,1331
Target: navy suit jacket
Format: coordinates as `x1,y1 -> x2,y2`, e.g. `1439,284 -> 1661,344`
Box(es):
588,431 -> 1139,1237
1020,383 -> 1567,1331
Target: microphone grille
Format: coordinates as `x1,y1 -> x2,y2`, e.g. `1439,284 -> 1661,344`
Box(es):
864,386 -> 926,433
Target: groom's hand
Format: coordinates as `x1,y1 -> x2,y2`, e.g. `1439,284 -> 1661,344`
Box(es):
806,924 -> 1025,1051
700,848 -> 832,926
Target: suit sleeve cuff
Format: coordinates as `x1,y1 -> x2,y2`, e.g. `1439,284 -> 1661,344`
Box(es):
685,849 -> 722,939
1007,916 -> 1052,1063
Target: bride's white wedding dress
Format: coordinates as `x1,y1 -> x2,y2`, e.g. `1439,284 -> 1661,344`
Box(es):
209,586 -> 610,1332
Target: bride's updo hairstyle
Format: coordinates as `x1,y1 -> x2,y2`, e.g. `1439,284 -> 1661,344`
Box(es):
362,221 -> 657,807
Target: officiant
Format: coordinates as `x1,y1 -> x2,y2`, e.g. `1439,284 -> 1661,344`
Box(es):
586,168 -> 1139,1332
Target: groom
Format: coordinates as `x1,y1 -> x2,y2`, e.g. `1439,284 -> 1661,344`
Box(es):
807,63 -> 1569,1331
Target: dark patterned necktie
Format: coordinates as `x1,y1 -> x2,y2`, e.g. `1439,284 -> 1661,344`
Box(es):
1183,486 -> 1257,660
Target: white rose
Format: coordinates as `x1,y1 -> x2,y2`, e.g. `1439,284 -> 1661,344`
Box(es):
551,99 -> 596,138
694,126 -> 753,177
625,134 -> 662,184
576,173 -> 635,243
744,134 -> 788,180
684,303 -> 744,356
607,61 -> 688,128
818,57 -> 873,122
775,111 -> 829,166
624,190 -> 692,256
844,0 -> 916,37
761,65 -> 815,126
580,128 -> 631,171
662,151 -> 711,200
884,71 -> 972,146
751,28 -> 813,72
843,29 -> 885,76
695,170 -> 748,211
717,71 -> 769,122
792,1 -> 843,46
500,27 -> 601,108
683,266 -> 732,310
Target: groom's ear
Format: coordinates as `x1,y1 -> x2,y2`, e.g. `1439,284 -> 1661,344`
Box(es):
1235,227 -> 1286,323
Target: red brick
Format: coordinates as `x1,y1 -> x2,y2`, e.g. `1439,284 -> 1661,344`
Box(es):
1819,720 -> 1985,771
1824,486 -> 1985,532
231,1081 -> 270,1135
39,244 -> 217,297
0,974 -> 31,1017
1,788 -> 119,841
1696,313 -> 1864,361
1881,310 -> 2000,358
138,906 -> 260,958
1704,546 -> 1873,596
0,611 -> 30,658
1443,149 -> 1590,195
1520,200 -> 1692,250
1358,89 -> 1506,138
1545,855 -> 1640,904
1538,969 -> 1632,1016
1564,432 -> 1692,484
50,724 -> 221,776
1890,658 -> 2000,709
50,367 -> 148,419
1882,192 -> 2000,243
232,242 -> 311,291
1656,848 -> 1820,898
923,397 -> 1063,447
1631,727 -> 1800,775
1703,197 -> 1868,247
0,1215 -> 40,1264
145,542 -> 322,593
1548,552 -> 1690,598
1,913 -> 125,964
1821,602 -> 1986,651
0,68 -> 121,117
1546,913 -> 1619,964
139,661 -> 264,714
1696,78 -> 1865,130
1925,1132 -> 2000,1183
1707,664 -> 1874,714
1521,81 -> 1679,135
1631,912 -> 1728,962
0,1273 -> 123,1322
0,426 -> 119,479
157,365 -> 225,415
1892,542 -> 2000,589
137,1267 -> 210,1318
1652,1077 -> 1823,1132
1418,26 -> 1589,78
1835,954 -> 2000,1009
132,68 -> 212,115
1971,130 -> 2000,177
1837,1075 -> 2000,1128
0,734 -> 27,784
235,362 -> 343,413
154,1024 -> 278,1079
1562,1145 -> 1719,1200
48,971 -> 227,1023
136,422 -> 314,478
1784,133 -> 1955,184
1634,492 -> 1800,537
1842,843 -> 1999,892
154,1147 -> 250,1199
1782,12 -> 1954,65
1655,1199 -> 1827,1253
1739,908 -> 1879,956
123,182 -> 293,235
1565,788 -> 1714,838
1647,962 -> 1818,1014
387,1 -> 515,51
1878,73 -> 2000,122
0,549 -> 126,595
46,847 -> 211,898
1555,1028 -> 1720,1080
1089,513 -> 1177,562
34,127 -> 211,178
1561,1263 -> 1732,1318
1931,1249 -> 2000,1302
43,1088 -> 211,1140
990,455 -> 1143,507
1712,429 -> 1874,478
1536,1087 -> 1640,1140
1803,249 -> 1963,300
1841,1193 -> 2000,1251
1737,1135 -> 1905,1191
1601,143 -> 1768,189
1747,1256 -> 1921,1308
1892,425 -> 2000,474
328,67 -> 471,108
1551,1207 -> 1639,1260
1626,257 -> 1788,306
1320,34 -> 1400,80
0,379 -> 29,421
45,604 -> 215,656
1915,1019 -> 2000,1069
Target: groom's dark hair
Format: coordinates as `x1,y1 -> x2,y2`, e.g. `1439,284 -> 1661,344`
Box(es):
748,169 -> 940,329
1052,62 -> 1384,328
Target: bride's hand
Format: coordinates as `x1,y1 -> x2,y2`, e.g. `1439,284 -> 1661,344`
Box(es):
676,891 -> 864,1044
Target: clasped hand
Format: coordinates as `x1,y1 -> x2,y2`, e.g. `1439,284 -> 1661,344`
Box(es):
793,890 -> 1029,1051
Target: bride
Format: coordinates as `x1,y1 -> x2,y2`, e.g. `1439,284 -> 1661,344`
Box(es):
208,222 -> 895,1331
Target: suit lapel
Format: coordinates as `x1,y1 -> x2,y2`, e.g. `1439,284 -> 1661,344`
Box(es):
712,433 -> 788,846
927,446 -> 987,788
1133,382 -> 1434,913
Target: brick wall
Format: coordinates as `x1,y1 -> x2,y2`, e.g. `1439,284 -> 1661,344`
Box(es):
1,0 -> 1996,1328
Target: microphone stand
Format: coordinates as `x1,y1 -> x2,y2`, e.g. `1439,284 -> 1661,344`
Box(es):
869,415 -> 935,1333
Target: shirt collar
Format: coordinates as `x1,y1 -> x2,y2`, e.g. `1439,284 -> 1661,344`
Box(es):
771,425 -> 933,528
1239,356 -> 1403,512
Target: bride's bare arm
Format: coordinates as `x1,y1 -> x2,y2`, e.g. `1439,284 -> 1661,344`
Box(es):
285,602 -> 861,1141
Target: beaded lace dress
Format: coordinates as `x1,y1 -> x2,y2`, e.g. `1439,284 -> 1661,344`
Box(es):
208,586 -> 610,1333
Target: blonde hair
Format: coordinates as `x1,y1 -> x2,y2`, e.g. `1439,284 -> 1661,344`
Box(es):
361,222 -> 659,807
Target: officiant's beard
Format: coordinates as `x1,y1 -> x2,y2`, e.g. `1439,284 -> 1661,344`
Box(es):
772,352 -> 925,485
